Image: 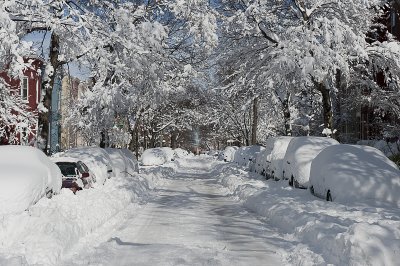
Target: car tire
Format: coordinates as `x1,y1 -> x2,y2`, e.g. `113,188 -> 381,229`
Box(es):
289,176 -> 294,187
46,189 -> 53,199
326,190 -> 332,202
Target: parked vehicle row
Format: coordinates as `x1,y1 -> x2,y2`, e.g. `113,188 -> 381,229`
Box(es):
220,136 -> 400,206
0,145 -> 139,215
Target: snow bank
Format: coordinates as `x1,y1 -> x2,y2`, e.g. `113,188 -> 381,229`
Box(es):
119,148 -> 139,175
310,144 -> 400,207
0,161 -> 176,265
59,147 -> 113,185
0,146 -> 62,215
215,163 -> 400,266
283,136 -> 339,187
105,148 -> 138,177
141,147 -> 175,166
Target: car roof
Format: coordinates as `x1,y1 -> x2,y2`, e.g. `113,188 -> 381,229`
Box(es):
50,157 -> 81,163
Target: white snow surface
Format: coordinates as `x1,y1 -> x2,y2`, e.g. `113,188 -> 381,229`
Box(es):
0,146 -> 62,215
57,147 -> 114,185
283,136 -> 339,187
310,144 -> 400,207
0,163 -> 167,265
173,148 -> 191,158
217,162 -> 400,266
104,148 -> 138,177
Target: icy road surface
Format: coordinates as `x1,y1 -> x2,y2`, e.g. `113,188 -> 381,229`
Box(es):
62,158 -> 289,265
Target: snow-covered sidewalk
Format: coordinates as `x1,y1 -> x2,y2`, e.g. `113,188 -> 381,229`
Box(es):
216,163 -> 400,265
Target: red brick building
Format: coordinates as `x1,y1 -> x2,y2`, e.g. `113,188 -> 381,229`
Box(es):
0,57 -> 43,145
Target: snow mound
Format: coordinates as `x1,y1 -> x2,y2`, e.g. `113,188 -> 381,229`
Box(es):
215,163 -> 400,266
59,147 -> 113,185
105,148 -> 138,177
283,136 -> 339,187
310,144 -> 400,207
0,162 -> 177,265
0,146 -> 62,215
141,147 -> 175,166
119,148 -> 139,174
222,146 -> 238,162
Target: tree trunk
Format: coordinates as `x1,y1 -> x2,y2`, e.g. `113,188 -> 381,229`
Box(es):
316,82 -> 333,134
37,33 -> 60,154
282,93 -> 292,136
251,97 -> 258,145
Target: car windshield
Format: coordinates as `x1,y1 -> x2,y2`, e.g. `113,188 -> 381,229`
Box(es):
55,162 -> 77,177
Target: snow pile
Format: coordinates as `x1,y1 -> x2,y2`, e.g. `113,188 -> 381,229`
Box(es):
222,146 -> 238,162
215,163 -> 400,266
0,146 -> 62,215
283,136 -> 339,187
141,147 -> 176,166
0,161 -> 178,265
310,144 -> 400,206
57,147 -> 113,185
233,145 -> 264,169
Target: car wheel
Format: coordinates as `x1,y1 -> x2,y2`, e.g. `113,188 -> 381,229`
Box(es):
310,186 -> 314,195
289,176 -> 294,187
326,190 -> 332,202
46,189 -> 53,199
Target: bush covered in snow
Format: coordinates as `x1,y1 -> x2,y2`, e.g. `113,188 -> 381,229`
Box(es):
222,146 -> 238,162
309,144 -> 400,207
283,136 -> 339,188
0,146 -> 62,215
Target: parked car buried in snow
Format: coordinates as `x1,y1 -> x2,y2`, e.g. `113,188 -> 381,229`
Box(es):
223,146 -> 238,162
0,146 -> 62,215
51,157 -> 95,193
268,136 -> 294,180
283,136 -> 339,188
309,144 -> 400,206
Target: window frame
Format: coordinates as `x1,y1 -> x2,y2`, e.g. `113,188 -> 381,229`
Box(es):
21,77 -> 29,102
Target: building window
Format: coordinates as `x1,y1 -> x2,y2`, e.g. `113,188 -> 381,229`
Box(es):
21,77 -> 28,101
36,79 -> 40,104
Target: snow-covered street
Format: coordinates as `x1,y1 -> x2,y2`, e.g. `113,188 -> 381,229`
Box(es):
61,157 -> 288,266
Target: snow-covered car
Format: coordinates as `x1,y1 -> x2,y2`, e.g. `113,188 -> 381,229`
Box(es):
141,147 -> 175,166
51,157 -> 95,192
174,148 -> 191,158
59,147 -> 114,185
119,148 -> 139,174
223,146 -> 239,162
105,148 -> 139,176
0,146 -> 62,215
283,136 -> 339,188
309,144 -> 400,206
254,138 -> 285,178
268,136 -> 293,180
234,145 -> 265,167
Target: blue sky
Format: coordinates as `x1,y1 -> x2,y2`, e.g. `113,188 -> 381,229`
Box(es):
22,31 -> 91,80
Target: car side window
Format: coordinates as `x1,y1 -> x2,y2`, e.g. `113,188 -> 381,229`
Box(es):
77,161 -> 89,173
